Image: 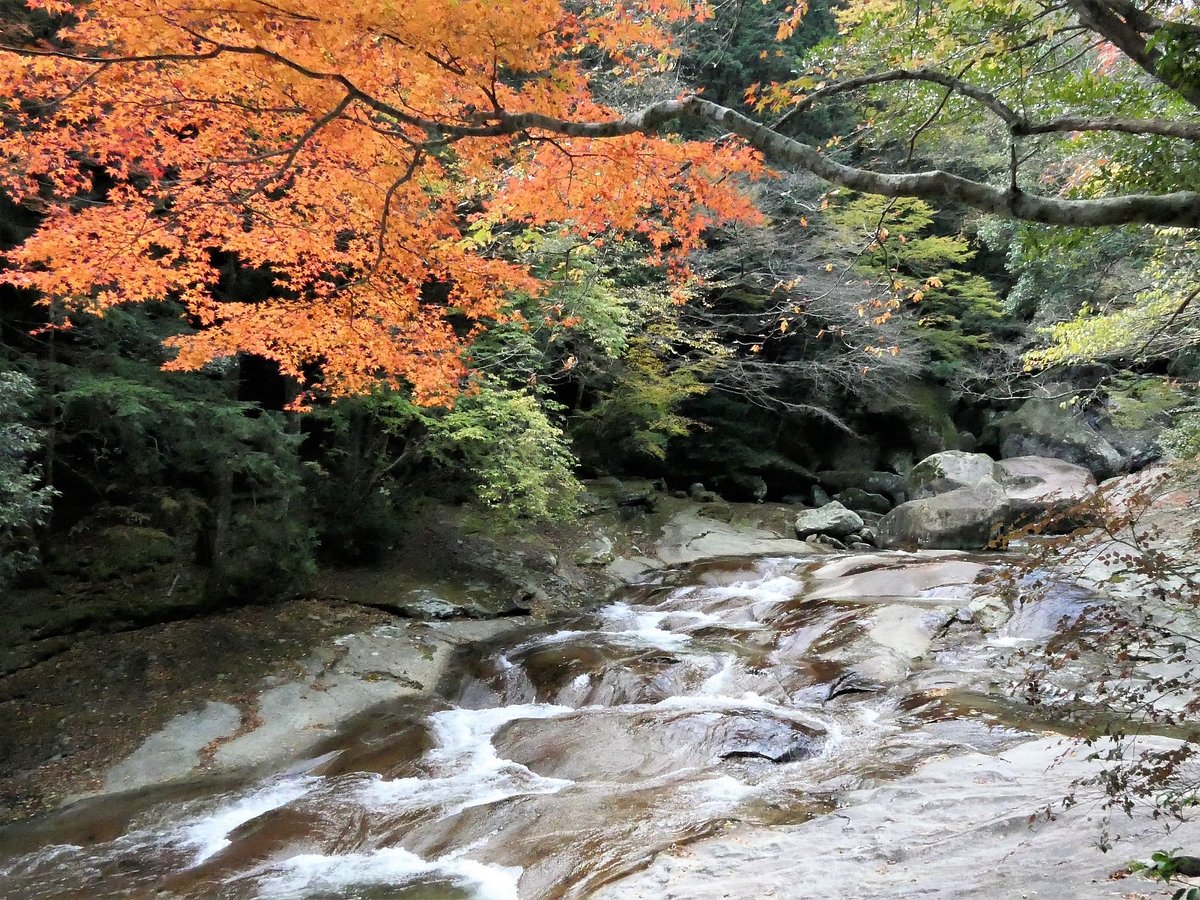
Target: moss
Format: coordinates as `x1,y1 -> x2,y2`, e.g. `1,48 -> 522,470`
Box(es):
1108,376 -> 1190,431
76,526 -> 178,580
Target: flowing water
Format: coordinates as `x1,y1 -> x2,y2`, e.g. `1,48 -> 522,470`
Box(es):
0,552 -> 1096,899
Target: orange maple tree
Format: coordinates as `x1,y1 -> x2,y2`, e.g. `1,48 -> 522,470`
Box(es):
0,0 -> 764,403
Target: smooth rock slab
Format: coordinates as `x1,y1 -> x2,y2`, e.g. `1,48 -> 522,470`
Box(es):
593,736 -> 1200,900
995,455 -> 1097,527
98,620 -> 524,792
907,450 -> 998,501
103,701 -> 241,793
654,508 -> 818,565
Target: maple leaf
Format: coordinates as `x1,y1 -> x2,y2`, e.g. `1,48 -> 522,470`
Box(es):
0,0 -> 762,404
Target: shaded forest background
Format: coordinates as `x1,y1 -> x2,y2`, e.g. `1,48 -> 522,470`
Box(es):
2,0 -> 1198,608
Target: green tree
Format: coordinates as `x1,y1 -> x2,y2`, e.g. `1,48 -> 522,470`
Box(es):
0,370 -> 53,586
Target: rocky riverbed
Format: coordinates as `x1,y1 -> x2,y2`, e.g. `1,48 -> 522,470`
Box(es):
1,465 -> 1199,898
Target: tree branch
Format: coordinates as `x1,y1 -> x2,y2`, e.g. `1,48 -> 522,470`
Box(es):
500,97 -> 1200,228
769,67 -> 1200,142
4,40 -> 1199,229
1065,0 -> 1200,111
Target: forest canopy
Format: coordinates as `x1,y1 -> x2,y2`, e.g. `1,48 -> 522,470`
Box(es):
1,0 -> 1198,403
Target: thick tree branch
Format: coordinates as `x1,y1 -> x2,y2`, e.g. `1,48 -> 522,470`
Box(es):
500,98 -> 1200,228
1021,115 -> 1200,141
4,40 -> 1199,229
1065,0 -> 1200,110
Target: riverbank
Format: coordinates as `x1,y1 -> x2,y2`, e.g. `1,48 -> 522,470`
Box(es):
2,465 -> 1199,898
0,488 -> 820,824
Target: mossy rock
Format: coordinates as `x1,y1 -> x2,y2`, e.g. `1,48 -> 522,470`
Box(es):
993,399 -> 1123,479
86,526 -> 178,579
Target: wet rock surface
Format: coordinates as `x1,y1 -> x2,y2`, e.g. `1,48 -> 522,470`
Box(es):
1,472 -> 1198,900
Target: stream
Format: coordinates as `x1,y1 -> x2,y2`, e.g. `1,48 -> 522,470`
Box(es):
0,550 -> 1106,899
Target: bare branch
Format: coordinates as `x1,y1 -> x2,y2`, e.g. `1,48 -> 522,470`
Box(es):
768,66 -> 1200,142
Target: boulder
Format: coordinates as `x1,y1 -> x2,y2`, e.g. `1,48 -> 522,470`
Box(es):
816,470 -> 906,504
574,536 -> 615,567
878,481 -> 1013,551
794,502 -> 864,540
994,456 -> 1096,527
833,488 -> 892,515
863,471 -> 908,502
993,398 -> 1123,479
810,484 -> 831,507
895,382 -> 960,458
907,451 -> 999,501
579,477 -> 657,513
721,473 -> 769,503
885,448 -> 916,478
1099,423 -> 1162,472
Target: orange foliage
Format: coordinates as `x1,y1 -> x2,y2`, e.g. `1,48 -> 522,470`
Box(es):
0,0 -> 761,403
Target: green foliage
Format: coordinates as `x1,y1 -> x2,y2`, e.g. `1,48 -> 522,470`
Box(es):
1131,849 -> 1200,899
821,0 -> 1200,200
56,357 -> 316,596
0,370 -> 53,585
24,306 -> 319,599
426,376 -> 581,520
1160,412 -> 1200,460
826,195 -> 1005,370
1107,375 -> 1192,432
979,221 -> 1148,324
572,339 -> 711,467
466,235 -> 727,475
1023,232 -> 1200,370
303,393 -> 423,563
677,0 -> 836,111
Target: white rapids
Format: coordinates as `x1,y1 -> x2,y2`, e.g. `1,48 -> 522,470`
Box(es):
1,551 -> 1190,899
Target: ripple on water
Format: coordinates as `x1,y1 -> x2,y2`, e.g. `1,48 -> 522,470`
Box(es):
251,845 -> 521,900
0,553 -> 1099,900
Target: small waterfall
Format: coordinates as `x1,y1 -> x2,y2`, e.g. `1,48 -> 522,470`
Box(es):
0,552 -> 1073,900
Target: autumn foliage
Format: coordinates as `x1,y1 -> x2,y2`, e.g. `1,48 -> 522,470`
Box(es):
0,0 -> 763,402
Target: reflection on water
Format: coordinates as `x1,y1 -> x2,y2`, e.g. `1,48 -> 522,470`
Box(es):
0,553 -> 1092,899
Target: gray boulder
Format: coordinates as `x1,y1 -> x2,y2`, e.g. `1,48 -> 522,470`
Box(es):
907,451 -> 999,501
817,469 -> 907,504
574,536 -> 615,566
794,502 -> 864,540
1099,423 -> 1162,472
885,449 -> 916,478
878,481 -> 1013,551
580,477 -> 657,513
994,456 -> 1096,527
863,471 -> 908,503
994,399 -> 1123,479
834,487 -> 892,515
